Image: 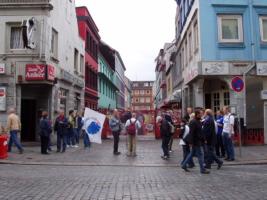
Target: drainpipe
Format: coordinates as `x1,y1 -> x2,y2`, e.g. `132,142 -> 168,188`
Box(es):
243,0 -> 256,127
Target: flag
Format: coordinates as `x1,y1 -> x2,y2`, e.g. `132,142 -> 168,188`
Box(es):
83,108 -> 106,144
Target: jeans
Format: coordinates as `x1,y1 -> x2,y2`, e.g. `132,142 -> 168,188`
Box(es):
168,136 -> 174,151
8,130 -> 23,152
83,131 -> 91,148
75,128 -> 81,144
127,135 -> 136,155
215,134 -> 225,157
181,145 -> 195,167
40,136 -> 49,154
223,132 -> 235,160
206,145 -> 222,168
112,131 -> 120,153
162,137 -> 170,157
182,146 -> 205,173
57,133 -> 67,152
67,129 -> 75,146
47,135 -> 52,151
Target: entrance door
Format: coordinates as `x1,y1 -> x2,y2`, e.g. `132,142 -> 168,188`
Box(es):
211,90 -> 230,112
21,99 -> 36,141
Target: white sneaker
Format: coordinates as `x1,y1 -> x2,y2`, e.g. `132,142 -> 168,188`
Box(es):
66,145 -> 70,148
74,145 -> 79,148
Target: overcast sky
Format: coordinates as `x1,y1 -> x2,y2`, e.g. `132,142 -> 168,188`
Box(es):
75,0 -> 176,81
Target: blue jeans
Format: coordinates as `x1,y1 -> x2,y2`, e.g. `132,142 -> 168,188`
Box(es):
223,132 -> 235,160
67,129 -> 75,146
83,131 -> 91,148
181,145 -> 195,167
182,146 -> 205,173
57,133 -> 67,152
206,145 -> 222,167
8,130 -> 23,151
74,128 -> 80,144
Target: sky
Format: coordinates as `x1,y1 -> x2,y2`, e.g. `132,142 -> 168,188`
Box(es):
75,0 -> 176,81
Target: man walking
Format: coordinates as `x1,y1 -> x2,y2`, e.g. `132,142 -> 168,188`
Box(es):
158,114 -> 172,160
54,110 -> 68,153
181,109 -> 210,174
222,106 -> 235,161
109,109 -> 121,155
39,111 -> 52,155
7,108 -> 23,154
125,113 -> 141,157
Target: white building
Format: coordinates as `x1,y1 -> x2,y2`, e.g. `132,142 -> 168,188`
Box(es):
0,0 -> 85,142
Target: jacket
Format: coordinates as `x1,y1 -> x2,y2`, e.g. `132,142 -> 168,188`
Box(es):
39,117 -> 52,137
160,118 -> 171,138
54,116 -> 68,135
7,113 -> 21,131
109,116 -> 121,132
188,118 -> 205,146
202,116 -> 216,146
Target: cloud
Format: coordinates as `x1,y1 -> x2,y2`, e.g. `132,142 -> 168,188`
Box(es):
75,0 -> 176,81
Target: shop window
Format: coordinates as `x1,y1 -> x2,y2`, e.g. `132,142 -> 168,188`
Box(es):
217,15 -> 243,43
260,16 -> 267,42
213,93 -> 220,112
224,92 -> 230,106
10,26 -> 24,49
51,28 -> 58,59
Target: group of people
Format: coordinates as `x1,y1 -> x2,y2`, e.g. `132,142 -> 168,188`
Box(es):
157,106 -> 235,174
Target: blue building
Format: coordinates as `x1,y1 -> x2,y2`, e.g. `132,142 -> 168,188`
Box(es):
174,0 -> 267,144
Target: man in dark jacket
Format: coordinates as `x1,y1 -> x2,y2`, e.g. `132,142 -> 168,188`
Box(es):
160,114 -> 172,160
54,110 -> 68,153
181,109 -> 210,174
203,109 -> 223,169
39,111 -> 52,155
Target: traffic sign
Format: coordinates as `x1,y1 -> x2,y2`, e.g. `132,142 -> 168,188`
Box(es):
231,76 -> 244,92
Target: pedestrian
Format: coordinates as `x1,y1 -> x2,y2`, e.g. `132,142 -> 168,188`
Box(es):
202,109 -> 223,170
121,108 -> 132,124
125,113 -> 141,157
215,110 -> 225,158
181,109 -> 210,174
158,115 -> 172,160
6,108 -> 23,154
109,109 -> 122,155
165,110 -> 175,153
179,118 -> 195,168
222,106 -> 235,161
39,111 -> 52,155
184,107 -> 193,123
67,110 -> 78,148
76,111 -> 83,145
54,110 -> 68,153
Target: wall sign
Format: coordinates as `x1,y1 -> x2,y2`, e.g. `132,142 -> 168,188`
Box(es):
47,65 -> 55,81
261,90 -> 267,100
257,63 -> 267,76
202,62 -> 229,75
0,87 -> 6,111
231,76 -> 244,93
25,64 -> 46,81
0,63 -> 5,74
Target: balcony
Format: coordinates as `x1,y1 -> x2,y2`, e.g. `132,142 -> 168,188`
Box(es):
0,0 -> 53,9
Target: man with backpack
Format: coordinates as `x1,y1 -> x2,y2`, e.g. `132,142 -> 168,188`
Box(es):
125,113 -> 141,157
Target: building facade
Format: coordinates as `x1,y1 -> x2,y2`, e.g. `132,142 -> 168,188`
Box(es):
114,52 -> 126,111
98,42 -> 117,111
174,0 -> 267,143
76,7 -> 100,110
132,81 -> 154,111
124,76 -> 132,110
0,0 -> 85,141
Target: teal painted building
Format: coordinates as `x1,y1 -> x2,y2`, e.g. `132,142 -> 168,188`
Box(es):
98,43 -> 118,110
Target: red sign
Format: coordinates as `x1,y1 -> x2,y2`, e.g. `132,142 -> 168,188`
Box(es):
26,64 -> 46,81
0,64 -> 5,74
47,65 -> 55,81
0,88 -> 5,97
231,76 -> 244,92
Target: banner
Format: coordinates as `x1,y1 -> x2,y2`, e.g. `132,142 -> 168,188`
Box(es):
83,108 -> 105,144
0,87 -> 6,111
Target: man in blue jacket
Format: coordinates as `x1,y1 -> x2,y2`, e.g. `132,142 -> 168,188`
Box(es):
39,111 -> 52,155
54,110 -> 68,153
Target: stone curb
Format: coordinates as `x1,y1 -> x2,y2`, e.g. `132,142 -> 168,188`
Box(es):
1,159 -> 267,167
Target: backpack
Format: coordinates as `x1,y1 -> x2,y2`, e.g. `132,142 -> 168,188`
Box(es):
127,120 -> 137,135
168,122 -> 175,134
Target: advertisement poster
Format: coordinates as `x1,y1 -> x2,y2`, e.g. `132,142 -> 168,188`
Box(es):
0,87 -> 6,111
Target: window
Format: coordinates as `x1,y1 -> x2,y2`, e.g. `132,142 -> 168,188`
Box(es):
188,32 -> 192,59
51,28 -> 58,58
10,26 -> 23,49
135,98 -> 139,103
193,21 -> 199,51
140,97 -> 145,103
140,90 -> 145,95
74,48 -> 79,72
146,97 -> 150,103
135,90 -> 139,95
80,54 -> 84,74
217,15 -> 243,43
184,39 -> 188,66
144,82 -> 149,87
224,92 -> 230,106
213,93 -> 220,112
181,48 -> 184,70
146,90 -> 150,94
260,16 -> 267,42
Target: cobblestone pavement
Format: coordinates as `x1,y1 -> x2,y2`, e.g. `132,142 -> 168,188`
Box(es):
0,164 -> 267,200
3,136 -> 267,166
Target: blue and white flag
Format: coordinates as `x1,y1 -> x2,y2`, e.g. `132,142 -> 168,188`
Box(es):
83,108 -> 106,144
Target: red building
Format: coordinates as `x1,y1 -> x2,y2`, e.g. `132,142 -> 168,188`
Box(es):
76,7 -> 100,109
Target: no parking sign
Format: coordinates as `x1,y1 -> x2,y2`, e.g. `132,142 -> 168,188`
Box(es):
231,77 -> 244,93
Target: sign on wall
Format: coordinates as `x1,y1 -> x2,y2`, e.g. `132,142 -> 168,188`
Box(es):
0,87 -> 6,111
25,64 -> 46,81
257,63 -> 267,76
261,90 -> 267,100
202,62 -> 229,75
0,63 -> 5,74
231,76 -> 244,93
47,65 -> 55,81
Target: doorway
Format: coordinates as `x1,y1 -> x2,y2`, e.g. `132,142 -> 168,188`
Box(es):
21,99 -> 37,141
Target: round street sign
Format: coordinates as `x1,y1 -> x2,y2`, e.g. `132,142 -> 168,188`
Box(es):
231,76 -> 244,92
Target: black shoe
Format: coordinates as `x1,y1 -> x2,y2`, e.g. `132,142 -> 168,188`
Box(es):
48,148 -> 52,152
224,158 -> 230,161
114,152 -> 121,155
205,165 -> 211,169
56,149 -> 60,153
201,170 -> 210,174
217,162 -> 223,170
42,152 -> 50,155
161,156 -> 168,160
188,164 -> 195,169
229,159 -> 235,161
182,166 -> 190,172
19,149 -> 24,154
61,150 -> 65,153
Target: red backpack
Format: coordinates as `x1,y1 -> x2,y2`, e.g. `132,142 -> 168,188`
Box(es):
127,120 -> 137,135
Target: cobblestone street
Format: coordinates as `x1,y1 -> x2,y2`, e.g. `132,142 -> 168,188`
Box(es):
1,138 -> 267,200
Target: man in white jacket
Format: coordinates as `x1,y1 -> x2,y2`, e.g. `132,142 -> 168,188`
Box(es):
125,113 -> 141,157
